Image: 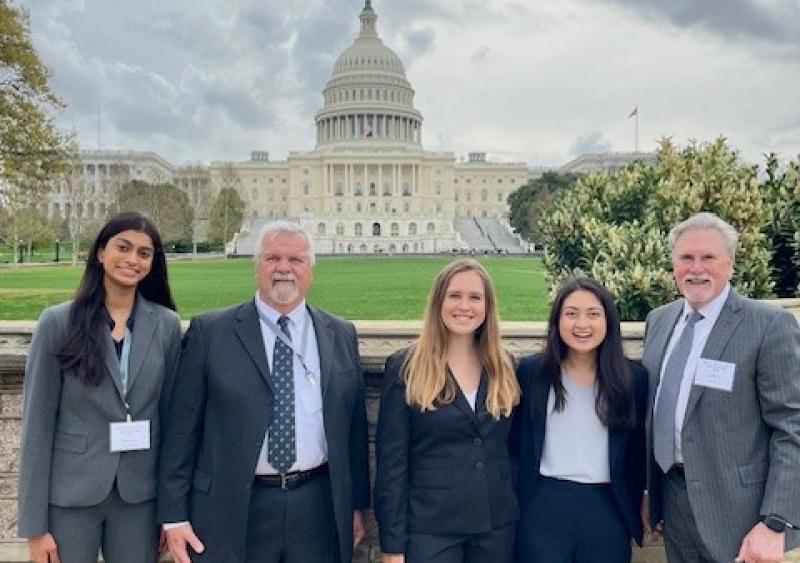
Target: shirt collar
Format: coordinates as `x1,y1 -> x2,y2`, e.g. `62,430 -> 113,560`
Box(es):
103,294 -> 138,332
254,292 -> 307,328
681,283 -> 730,325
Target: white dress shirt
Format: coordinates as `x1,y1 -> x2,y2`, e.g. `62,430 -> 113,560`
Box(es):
254,294 -> 327,474
654,283 -> 730,464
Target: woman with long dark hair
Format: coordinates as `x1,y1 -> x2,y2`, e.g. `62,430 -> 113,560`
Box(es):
375,259 -> 520,563
514,277 -> 647,563
18,212 -> 182,563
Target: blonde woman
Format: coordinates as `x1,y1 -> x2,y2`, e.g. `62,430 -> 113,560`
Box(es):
375,259 -> 520,563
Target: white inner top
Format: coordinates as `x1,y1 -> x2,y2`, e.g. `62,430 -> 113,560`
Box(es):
463,389 -> 478,411
539,370 -> 610,483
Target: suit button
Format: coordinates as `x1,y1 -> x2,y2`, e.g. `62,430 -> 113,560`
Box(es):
473,437 -> 483,446
475,462 -> 484,471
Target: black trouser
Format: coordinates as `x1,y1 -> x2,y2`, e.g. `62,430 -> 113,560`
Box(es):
406,522 -> 515,563
516,476 -> 630,563
244,470 -> 339,563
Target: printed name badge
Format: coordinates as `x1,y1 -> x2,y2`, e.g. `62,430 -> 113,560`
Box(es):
694,359 -> 736,392
109,420 -> 151,452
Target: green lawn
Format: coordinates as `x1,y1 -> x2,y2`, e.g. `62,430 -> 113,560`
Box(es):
0,256 -> 550,321
0,243 -> 78,265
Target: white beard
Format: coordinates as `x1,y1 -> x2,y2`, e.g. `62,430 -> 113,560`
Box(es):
269,281 -> 298,304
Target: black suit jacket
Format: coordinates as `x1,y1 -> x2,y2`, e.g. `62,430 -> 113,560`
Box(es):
512,355 -> 648,545
157,300 -> 369,563
374,348 -> 519,554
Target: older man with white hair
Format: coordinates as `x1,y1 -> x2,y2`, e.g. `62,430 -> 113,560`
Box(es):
158,221 -> 369,563
642,212 -> 800,563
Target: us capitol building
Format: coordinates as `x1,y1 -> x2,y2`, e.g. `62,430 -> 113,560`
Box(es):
44,1 -> 649,254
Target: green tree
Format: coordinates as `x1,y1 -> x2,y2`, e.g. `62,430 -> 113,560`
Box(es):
114,180 -> 194,244
55,147 -> 97,265
16,204 -> 57,260
763,153 -> 800,297
540,137 -> 775,320
1,1 -> 73,266
208,187 -> 245,247
507,171 -> 580,242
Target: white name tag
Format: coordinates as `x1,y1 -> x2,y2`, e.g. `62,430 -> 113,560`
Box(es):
109,420 -> 151,452
694,359 -> 735,392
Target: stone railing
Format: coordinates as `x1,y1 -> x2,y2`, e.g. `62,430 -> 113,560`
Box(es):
2,299 -> 799,562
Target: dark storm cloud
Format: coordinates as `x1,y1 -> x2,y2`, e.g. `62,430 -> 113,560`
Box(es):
570,132 -> 612,156
599,0 -> 800,51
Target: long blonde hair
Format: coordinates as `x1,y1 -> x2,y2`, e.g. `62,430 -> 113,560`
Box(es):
402,259 -> 520,418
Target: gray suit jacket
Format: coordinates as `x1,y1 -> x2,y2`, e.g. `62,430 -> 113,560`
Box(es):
17,298 -> 183,538
157,300 -> 370,563
642,290 -> 800,561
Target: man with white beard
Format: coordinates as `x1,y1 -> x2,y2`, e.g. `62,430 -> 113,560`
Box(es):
158,221 -> 369,563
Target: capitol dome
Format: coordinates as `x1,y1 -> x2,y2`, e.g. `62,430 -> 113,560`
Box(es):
332,33 -> 405,77
315,1 -> 423,149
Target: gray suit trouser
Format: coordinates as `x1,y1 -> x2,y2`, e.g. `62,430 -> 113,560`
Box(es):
663,469 -> 718,563
49,483 -> 158,563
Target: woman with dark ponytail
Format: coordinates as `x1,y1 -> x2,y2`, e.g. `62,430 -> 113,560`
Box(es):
18,212 -> 182,563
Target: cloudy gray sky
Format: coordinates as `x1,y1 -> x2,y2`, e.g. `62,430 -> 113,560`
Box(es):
26,0 -> 800,167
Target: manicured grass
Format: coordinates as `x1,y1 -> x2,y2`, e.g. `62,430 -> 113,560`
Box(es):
0,243 -> 78,265
0,256 -> 550,321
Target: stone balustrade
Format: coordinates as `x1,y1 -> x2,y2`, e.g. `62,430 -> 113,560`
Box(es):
2,300 -> 799,562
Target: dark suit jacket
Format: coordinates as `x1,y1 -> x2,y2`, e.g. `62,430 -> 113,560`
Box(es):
18,297 -> 182,538
374,348 -> 518,554
156,300 -> 369,563
512,355 -> 648,546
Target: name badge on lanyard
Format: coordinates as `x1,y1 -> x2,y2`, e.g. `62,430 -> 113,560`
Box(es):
109,327 -> 151,452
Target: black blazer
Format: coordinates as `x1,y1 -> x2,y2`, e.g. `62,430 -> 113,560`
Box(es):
512,355 -> 648,545
157,300 -> 369,563
374,348 -> 518,554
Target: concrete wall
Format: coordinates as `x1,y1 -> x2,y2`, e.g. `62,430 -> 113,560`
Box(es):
2,302 -> 799,562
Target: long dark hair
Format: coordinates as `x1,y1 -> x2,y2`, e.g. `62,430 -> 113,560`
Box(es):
540,277 -> 635,431
57,212 -> 176,385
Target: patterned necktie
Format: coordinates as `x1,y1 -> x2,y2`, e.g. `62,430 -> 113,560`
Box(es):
654,310 -> 704,473
268,315 -> 296,473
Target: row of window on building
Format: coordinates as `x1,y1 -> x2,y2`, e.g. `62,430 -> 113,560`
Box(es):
48,200 -> 107,220
335,241 -> 427,254
317,221 -> 437,237
318,200 -> 442,215
326,86 -> 411,105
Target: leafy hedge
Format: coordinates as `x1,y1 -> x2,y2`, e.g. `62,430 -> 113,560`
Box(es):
540,137 -> 799,320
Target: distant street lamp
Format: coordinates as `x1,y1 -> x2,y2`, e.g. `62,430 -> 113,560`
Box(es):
55,237 -> 60,262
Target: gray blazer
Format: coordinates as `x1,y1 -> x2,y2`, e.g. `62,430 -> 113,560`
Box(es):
157,300 -> 370,563
18,298 -> 182,538
642,290 -> 800,561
